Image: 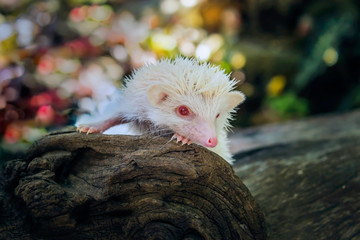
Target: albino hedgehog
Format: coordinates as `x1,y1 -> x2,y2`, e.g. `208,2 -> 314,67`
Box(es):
76,57 -> 245,164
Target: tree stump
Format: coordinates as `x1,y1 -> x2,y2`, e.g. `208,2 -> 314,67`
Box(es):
0,128 -> 266,240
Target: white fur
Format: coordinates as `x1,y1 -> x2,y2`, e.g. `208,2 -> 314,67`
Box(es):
76,57 -> 245,164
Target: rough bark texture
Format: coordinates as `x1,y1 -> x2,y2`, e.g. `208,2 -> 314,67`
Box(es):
231,110 -> 360,240
0,129 -> 266,240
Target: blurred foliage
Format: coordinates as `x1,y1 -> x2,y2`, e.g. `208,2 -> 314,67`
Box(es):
267,92 -> 309,119
1,0 -> 360,160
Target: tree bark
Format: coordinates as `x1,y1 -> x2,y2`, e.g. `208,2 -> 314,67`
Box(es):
231,110 -> 360,239
0,129 -> 266,240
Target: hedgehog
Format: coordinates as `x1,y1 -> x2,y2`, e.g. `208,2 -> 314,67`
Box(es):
76,57 -> 245,164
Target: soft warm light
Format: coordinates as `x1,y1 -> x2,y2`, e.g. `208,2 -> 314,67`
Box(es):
205,34 -> 224,52
56,59 -> 80,74
99,56 -> 124,81
37,55 -> 55,75
151,33 -> 177,51
69,7 -> 87,22
160,0 -> 180,14
323,47 -> 338,66
111,45 -> 128,62
179,41 -> 195,56
230,52 -> 246,69
180,0 -> 198,8
88,5 -> 113,22
195,44 -> 211,61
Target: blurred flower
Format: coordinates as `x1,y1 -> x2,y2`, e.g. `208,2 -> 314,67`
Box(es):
70,6 -> 87,22
30,92 -> 52,107
4,122 -> 21,144
68,5 -> 114,36
77,62 -> 118,102
0,23 -> 17,53
36,105 -> 55,125
267,75 -> 286,97
88,5 -> 113,22
64,38 -> 102,57
150,32 -> 177,52
132,49 -> 157,67
37,55 -> 55,75
0,65 -> 24,86
111,44 -> 128,62
109,12 -> 150,47
15,18 -> 36,47
179,41 -> 195,56
0,23 -> 13,41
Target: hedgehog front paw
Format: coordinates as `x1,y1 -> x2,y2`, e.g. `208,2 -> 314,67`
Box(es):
172,133 -> 192,145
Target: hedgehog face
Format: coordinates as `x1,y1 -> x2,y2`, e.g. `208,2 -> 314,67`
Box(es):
147,84 -> 244,148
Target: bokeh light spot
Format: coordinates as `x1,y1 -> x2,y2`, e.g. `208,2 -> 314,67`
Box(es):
36,105 -> 55,125
196,44 -> 211,61
180,0 -> 198,8
151,33 -> 177,51
230,52 -> 246,69
267,75 -> 287,97
323,47 -> 338,66
160,0 -> 180,15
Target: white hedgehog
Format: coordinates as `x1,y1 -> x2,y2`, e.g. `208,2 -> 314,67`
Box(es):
76,57 -> 245,164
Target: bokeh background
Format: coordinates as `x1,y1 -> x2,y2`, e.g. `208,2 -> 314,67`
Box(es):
1,0 -> 359,160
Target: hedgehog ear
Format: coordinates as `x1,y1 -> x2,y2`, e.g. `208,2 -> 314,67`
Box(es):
147,85 -> 169,106
222,91 -> 245,112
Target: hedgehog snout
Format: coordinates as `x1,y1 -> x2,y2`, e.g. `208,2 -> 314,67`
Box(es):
204,136 -> 218,148
192,118 -> 218,148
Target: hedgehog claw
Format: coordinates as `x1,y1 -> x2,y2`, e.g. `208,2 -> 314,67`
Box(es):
77,125 -> 102,134
172,133 -> 192,146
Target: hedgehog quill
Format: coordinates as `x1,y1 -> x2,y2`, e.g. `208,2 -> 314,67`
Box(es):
76,57 -> 245,164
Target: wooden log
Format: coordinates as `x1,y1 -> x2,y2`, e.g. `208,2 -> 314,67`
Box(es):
231,110 -> 360,239
0,129 -> 266,240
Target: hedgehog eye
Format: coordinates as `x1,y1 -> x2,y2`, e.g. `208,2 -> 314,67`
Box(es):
176,105 -> 190,116
216,113 -> 220,119
176,105 -> 195,120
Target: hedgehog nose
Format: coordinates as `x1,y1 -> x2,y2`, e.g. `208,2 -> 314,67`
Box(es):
205,137 -> 218,148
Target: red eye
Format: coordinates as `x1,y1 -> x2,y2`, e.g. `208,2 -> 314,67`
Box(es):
177,105 -> 190,116
216,113 -> 220,118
